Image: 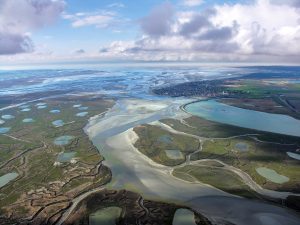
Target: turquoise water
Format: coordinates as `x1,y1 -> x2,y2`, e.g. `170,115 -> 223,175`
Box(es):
19,104 -> 30,109
52,120 -> 65,127
1,115 -> 15,120
287,152 -> 300,160
173,209 -> 196,225
37,105 -> 47,109
0,127 -> 11,134
0,173 -> 18,188
235,142 -> 249,152
158,135 -> 173,144
76,112 -> 88,117
36,102 -> 47,106
57,152 -> 76,163
89,207 -> 122,225
256,167 -> 289,184
50,109 -> 61,114
185,100 -> 300,137
54,135 -> 74,146
165,150 -> 184,159
23,118 -> 35,123
20,108 -> 31,112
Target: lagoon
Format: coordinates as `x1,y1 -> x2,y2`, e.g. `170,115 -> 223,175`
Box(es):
0,173 -> 18,188
185,100 -> 300,137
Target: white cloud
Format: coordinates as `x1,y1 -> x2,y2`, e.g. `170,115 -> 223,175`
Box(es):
107,2 -> 125,8
0,0 -> 65,55
63,11 -> 119,28
181,0 -> 204,7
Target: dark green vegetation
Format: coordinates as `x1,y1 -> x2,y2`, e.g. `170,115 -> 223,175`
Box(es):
63,189 -> 212,225
134,124 -> 199,166
133,117 -> 300,196
0,95 -> 114,224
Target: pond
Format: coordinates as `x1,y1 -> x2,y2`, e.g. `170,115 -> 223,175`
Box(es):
256,167 -> 289,184
158,135 -> 173,144
76,112 -> 88,117
0,119 -> 5,125
235,142 -> 249,152
185,100 -> 300,137
57,152 -> 76,163
89,207 -> 122,225
23,118 -> 35,123
173,209 -> 197,225
50,109 -> 61,114
0,127 -> 11,134
20,108 -> 31,112
52,120 -> 65,127
73,104 -> 82,108
79,106 -> 89,110
1,115 -> 15,120
0,173 -> 18,188
19,104 -> 30,109
37,105 -> 47,109
54,135 -> 74,146
287,152 -> 300,161
36,102 -> 47,106
165,150 -> 184,160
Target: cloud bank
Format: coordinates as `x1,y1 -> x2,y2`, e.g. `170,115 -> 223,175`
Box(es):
0,0 -> 65,55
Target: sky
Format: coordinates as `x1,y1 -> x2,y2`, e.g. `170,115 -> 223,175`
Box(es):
0,0 -> 300,66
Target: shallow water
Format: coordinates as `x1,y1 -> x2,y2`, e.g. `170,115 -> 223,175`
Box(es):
79,106 -> 89,110
89,207 -> 122,225
0,119 -> 5,125
36,102 -> 47,106
22,118 -> 35,123
185,100 -> 300,137
50,109 -> 61,114
158,135 -> 173,144
20,108 -> 31,112
1,115 -> 15,120
57,152 -> 76,163
165,150 -> 184,159
0,127 -> 11,134
73,104 -> 82,108
256,167 -> 289,184
0,173 -> 18,188
235,142 -> 249,152
286,152 -> 300,161
54,135 -> 74,146
76,112 -> 88,117
37,105 -> 47,109
173,209 -> 196,225
52,120 -> 65,127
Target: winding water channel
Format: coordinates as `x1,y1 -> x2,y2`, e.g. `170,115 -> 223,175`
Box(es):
83,98 -> 300,225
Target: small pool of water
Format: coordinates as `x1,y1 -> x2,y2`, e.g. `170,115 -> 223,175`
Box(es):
52,120 -> 65,127
50,109 -> 61,114
20,108 -> 31,112
54,135 -> 74,146
22,118 -> 35,123
173,209 -> 197,225
76,112 -> 88,117
0,119 -> 5,125
287,152 -> 300,161
1,115 -> 15,120
73,104 -> 82,108
0,172 -> 18,188
36,102 -> 47,106
57,152 -> 76,163
235,142 -> 249,152
158,135 -> 173,144
256,167 -> 289,184
19,104 -> 30,109
165,150 -> 184,160
79,106 -> 89,110
37,105 -> 47,109
89,207 -> 122,225
0,127 -> 11,134
185,100 -> 300,137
